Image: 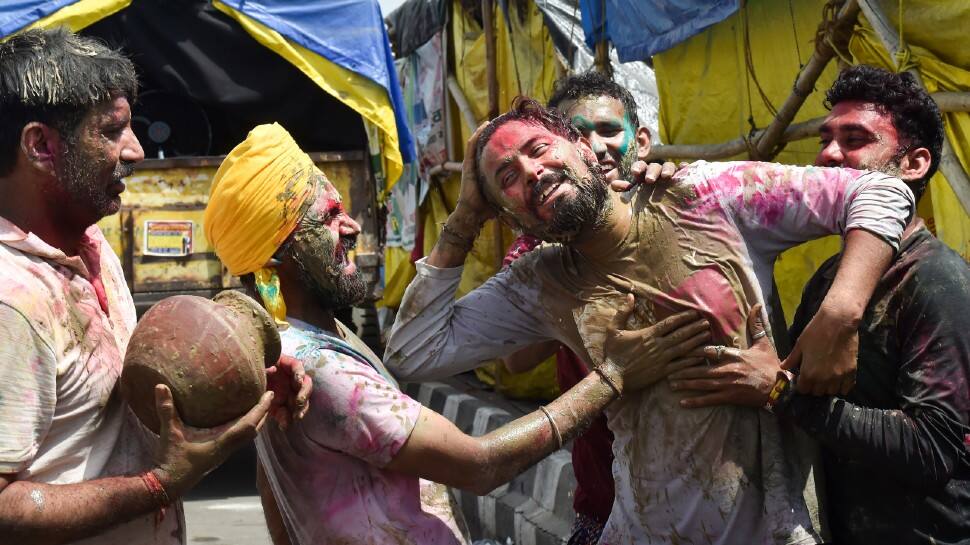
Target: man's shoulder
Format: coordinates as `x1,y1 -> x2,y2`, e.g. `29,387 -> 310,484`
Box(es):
0,244 -> 63,335
281,322 -> 385,375
894,230 -> 970,296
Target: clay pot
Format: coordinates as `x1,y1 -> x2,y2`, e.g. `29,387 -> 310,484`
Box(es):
121,290 -> 281,433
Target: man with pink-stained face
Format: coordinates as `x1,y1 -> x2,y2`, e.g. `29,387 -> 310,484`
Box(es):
205,123 -> 710,545
0,28 -> 307,545
667,65 -> 970,545
385,96 -> 921,544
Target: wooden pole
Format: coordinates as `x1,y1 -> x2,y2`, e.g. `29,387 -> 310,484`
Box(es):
752,0 -> 860,159
482,0 -> 499,118
856,0 -> 970,215
480,0 -> 504,268
594,40 -> 613,78
447,76 -> 479,131
647,92 -> 970,162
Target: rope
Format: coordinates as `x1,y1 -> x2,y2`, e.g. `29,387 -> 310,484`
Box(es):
893,0 -> 918,72
788,0 -> 803,68
741,0 -> 778,118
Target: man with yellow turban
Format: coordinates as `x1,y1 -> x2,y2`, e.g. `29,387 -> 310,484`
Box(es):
204,123 -> 710,545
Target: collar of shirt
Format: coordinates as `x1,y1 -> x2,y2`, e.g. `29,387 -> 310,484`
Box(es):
0,215 -> 102,280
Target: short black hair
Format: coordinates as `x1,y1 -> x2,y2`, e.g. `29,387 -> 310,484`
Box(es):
547,70 -> 640,128
474,96 -> 580,199
825,64 -> 943,197
0,27 -> 138,175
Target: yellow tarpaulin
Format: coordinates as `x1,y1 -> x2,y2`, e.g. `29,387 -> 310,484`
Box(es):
654,0 -> 970,323
381,0 -> 563,400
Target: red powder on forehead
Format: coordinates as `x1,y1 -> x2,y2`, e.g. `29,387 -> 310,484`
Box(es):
486,119 -> 550,152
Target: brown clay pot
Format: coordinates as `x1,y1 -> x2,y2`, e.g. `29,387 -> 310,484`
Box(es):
121,290 -> 281,433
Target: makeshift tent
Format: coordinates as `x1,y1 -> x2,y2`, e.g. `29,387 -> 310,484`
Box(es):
0,0 -> 414,190
580,0 -> 739,61
382,0 -> 662,399
587,0 -> 970,321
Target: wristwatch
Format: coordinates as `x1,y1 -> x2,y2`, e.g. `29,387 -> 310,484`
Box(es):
764,369 -> 796,413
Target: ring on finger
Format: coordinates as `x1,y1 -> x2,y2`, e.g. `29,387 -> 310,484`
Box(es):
713,345 -> 726,362
751,330 -> 767,340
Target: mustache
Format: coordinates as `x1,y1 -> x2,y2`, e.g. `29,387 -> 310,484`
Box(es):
338,233 -> 357,253
113,161 -> 135,180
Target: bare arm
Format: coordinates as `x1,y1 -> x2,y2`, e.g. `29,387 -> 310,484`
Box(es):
0,473 -> 162,545
0,386 -> 272,545
386,299 -> 709,494
257,461 -> 292,545
501,340 -> 560,374
785,229 -> 894,394
386,371 -> 615,495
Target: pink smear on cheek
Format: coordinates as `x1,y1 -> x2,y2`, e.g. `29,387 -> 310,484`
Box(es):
651,265 -> 743,341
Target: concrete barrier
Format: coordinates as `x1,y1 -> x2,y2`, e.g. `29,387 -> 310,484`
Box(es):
402,377 -> 575,544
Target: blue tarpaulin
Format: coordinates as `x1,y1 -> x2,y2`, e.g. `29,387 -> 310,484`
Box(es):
0,0 -> 415,168
580,0 -> 739,61
0,0 -> 78,36
217,0 -> 415,165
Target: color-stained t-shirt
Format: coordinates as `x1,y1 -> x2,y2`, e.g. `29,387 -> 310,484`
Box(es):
783,224 -> 970,545
256,318 -> 468,545
0,216 -> 184,545
386,161 -> 916,545
504,234 -> 616,524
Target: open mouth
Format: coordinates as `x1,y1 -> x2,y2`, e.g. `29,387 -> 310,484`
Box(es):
531,173 -> 567,211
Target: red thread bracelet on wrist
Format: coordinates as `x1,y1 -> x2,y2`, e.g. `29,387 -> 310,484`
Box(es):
140,470 -> 171,508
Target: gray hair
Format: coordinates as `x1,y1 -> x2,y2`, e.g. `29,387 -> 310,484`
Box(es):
0,27 -> 137,174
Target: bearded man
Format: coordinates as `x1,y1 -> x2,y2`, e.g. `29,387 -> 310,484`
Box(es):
498,71 -> 674,544
0,28 -> 285,545
204,123 -> 709,545
666,64 -> 970,545
385,97 -> 918,544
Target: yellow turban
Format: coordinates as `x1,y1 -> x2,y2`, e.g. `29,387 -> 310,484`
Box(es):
204,123 -> 317,276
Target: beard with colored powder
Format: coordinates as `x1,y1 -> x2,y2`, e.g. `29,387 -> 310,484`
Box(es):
285,220 -> 366,310
534,155 -> 612,243
56,135 -> 133,220
617,133 -> 639,182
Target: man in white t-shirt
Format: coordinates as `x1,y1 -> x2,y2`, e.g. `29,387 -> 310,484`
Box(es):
385,97 -> 917,544
0,28 -> 282,545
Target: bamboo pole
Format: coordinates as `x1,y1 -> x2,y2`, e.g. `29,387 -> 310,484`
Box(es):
856,0 -> 970,214
428,162 -> 463,178
647,92 -> 970,162
752,0 -> 861,159
446,76 -> 479,131
480,0 -> 504,268
482,0 -> 499,118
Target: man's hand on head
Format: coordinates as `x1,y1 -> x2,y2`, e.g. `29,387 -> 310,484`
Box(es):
266,355 -> 312,429
610,160 -> 684,192
667,305 -> 780,408
453,123 -> 497,228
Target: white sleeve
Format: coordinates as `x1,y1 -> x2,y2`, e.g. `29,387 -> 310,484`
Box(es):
696,161 -> 915,256
384,257 -> 553,382
0,304 -> 57,474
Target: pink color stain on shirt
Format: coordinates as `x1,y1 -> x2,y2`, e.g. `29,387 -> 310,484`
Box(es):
688,162 -> 807,228
652,265 -> 744,342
